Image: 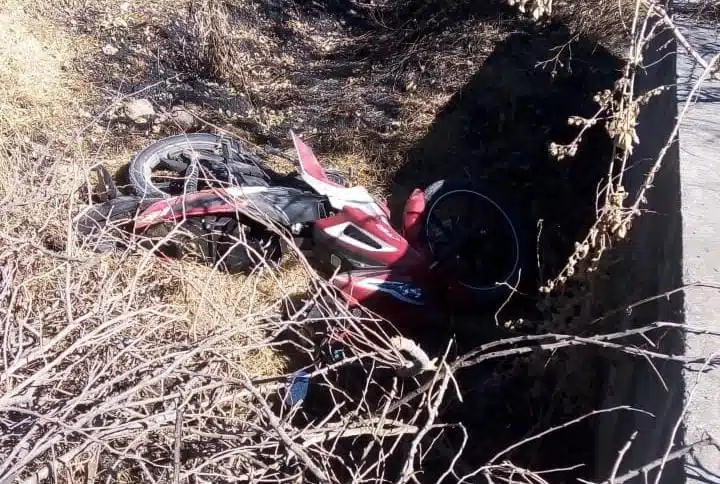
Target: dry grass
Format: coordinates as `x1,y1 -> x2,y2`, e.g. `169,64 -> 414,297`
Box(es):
0,3 -> 291,478
0,4 -> 429,480
0,0 -> 296,376
190,0 -> 239,83
0,1 -> 91,143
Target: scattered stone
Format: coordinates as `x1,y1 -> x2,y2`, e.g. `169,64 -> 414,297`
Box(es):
102,44 -> 119,56
168,106 -> 195,130
123,98 -> 155,124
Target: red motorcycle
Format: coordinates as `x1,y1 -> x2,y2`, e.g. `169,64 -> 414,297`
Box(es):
77,132 -> 521,321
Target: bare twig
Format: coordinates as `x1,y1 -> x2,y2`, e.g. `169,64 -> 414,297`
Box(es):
587,438 -> 716,484
488,406 -> 651,465
609,431 -> 638,483
653,352 -> 720,484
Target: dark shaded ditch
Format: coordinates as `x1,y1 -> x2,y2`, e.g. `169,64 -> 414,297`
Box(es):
592,12 -> 686,483
258,2 -> 631,480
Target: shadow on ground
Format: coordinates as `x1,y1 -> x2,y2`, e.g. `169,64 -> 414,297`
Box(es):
383,23 -> 633,481
592,18 -> 687,483
391,24 -> 621,302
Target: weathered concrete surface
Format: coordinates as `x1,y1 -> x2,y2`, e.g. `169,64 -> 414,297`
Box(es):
593,3 -> 720,482
675,8 -> 720,481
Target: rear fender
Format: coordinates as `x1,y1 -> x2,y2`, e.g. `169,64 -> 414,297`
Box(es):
402,188 -> 426,249
290,130 -> 341,187
134,188 -> 288,230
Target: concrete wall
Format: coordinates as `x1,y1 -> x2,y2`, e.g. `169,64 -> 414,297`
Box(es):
594,3 -> 720,482
674,7 -> 720,481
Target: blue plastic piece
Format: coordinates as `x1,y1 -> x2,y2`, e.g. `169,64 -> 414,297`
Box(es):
287,371 -> 310,406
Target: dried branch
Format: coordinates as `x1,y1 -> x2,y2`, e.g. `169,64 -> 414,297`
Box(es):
489,406 -> 650,465
647,1 -> 720,80
585,437 -> 716,484
652,352 -> 720,484
238,372 -> 329,482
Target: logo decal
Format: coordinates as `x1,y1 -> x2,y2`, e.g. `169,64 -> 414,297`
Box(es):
357,278 -> 424,305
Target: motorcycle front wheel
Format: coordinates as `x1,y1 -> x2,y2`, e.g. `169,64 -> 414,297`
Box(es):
421,179 -> 521,295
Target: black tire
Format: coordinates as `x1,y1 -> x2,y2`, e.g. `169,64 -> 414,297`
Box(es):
74,196 -> 151,252
421,179 -> 521,295
128,133 -> 268,200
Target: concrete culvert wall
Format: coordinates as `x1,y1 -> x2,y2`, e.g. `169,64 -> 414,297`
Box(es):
594,2 -> 720,482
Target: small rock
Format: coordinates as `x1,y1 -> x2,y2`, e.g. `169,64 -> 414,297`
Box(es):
102,44 -> 119,56
124,99 -> 155,124
168,106 -> 195,130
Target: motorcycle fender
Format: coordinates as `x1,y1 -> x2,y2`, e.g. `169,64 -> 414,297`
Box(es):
134,188 -> 286,230
402,188 -> 426,247
332,270 -> 425,307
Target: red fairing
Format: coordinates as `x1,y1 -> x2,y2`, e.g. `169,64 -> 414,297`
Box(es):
315,205 -> 428,268
134,189 -> 239,229
291,132 -> 343,187
377,198 -> 391,218
331,271 -> 427,321
402,188 -> 426,249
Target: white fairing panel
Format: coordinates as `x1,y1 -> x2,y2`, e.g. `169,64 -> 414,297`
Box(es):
290,130 -> 387,218
224,186 -> 270,197
322,222 -> 398,253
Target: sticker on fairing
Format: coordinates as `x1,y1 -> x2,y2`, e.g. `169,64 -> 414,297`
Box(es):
356,278 -> 424,305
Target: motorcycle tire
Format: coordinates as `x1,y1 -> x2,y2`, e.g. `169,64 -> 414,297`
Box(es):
74,196 -> 151,252
128,133 -> 269,200
420,179 -> 521,296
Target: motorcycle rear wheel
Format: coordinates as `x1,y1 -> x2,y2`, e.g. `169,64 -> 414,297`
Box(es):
128,133 -> 269,200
